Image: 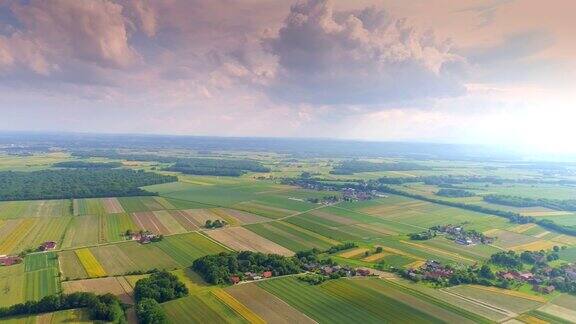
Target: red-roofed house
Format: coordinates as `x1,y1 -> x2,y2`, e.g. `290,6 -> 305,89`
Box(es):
0,255 -> 22,266
262,271 -> 272,278
230,276 -> 241,284
39,241 -> 57,251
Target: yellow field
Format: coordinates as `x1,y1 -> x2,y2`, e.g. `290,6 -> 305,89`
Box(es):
404,260 -> 426,269
362,252 -> 388,262
75,248 -> 107,277
517,314 -> 549,324
534,231 -> 550,238
378,246 -> 424,261
339,248 -> 369,258
510,240 -> 557,252
483,228 -> 500,236
523,211 -> 572,217
468,285 -> 547,303
213,289 -> 265,324
0,219 -> 36,253
510,223 -> 537,234
551,235 -> 576,246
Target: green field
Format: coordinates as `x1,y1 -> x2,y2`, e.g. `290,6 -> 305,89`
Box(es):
61,215 -> 99,248
24,252 -> 58,272
73,198 -> 105,216
102,213 -> 138,242
0,264 -> 25,307
154,233 -> 228,267
0,199 -> 72,219
245,221 -> 337,251
117,196 -> 166,213
259,277 -> 447,323
162,292 -> 248,323
24,267 -> 59,301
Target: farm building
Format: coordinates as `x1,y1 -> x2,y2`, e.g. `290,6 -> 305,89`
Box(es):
0,255 -> 22,266
39,241 -> 57,251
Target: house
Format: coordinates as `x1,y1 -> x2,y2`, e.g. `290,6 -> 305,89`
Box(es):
500,272 -> 516,280
262,271 -> 272,279
0,255 -> 22,266
230,276 -> 241,284
455,237 -> 474,245
356,269 -> 371,276
320,266 -> 334,275
39,241 -> 57,251
137,232 -> 159,244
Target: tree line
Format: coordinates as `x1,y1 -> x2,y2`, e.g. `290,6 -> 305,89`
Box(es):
436,188 -> 475,198
52,161 -> 123,169
72,151 -> 270,177
484,194 -> 576,211
0,292 -> 125,322
330,160 -> 430,175
0,169 -> 176,201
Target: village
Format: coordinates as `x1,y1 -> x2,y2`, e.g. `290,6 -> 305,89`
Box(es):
229,263 -> 373,285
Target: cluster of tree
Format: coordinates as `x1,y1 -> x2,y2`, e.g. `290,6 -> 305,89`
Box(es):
326,242 -> 358,254
409,230 -> 436,240
192,251 -> 303,284
134,271 -> 189,324
298,273 -> 329,285
436,188 -> 475,198
306,195 -> 340,204
52,161 -> 123,169
330,160 -> 430,175
397,262 -> 500,288
136,299 -> 166,324
0,169 -> 176,201
484,194 -> 576,211
205,219 -> 227,229
0,292 -> 125,322
490,251 -> 523,269
71,150 -> 270,177
134,271 -> 188,303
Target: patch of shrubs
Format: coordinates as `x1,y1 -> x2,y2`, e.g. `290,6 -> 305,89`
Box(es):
205,219 -> 227,229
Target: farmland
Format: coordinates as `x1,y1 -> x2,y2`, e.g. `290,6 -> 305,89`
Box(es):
258,277 -> 448,323
2,145 -> 576,323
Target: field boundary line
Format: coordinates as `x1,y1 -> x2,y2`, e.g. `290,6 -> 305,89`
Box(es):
197,230 -> 235,252
441,288 -> 517,318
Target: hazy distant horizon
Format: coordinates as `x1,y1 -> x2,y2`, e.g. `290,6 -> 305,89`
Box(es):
1,0 -> 575,154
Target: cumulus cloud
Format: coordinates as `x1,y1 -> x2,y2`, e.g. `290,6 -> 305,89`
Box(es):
265,0 -> 467,105
0,0 -> 137,76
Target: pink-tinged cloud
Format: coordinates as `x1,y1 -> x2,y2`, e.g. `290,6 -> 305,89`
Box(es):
0,0 -> 136,74
0,0 -> 574,150
265,0 -> 466,105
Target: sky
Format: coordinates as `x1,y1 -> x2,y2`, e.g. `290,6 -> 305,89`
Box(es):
0,0 -> 575,153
